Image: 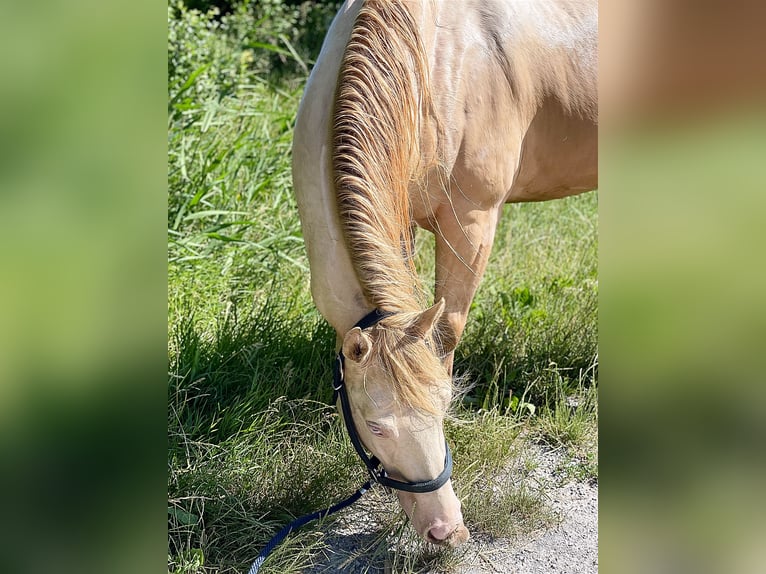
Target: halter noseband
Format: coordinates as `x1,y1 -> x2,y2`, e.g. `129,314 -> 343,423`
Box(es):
332,309 -> 453,494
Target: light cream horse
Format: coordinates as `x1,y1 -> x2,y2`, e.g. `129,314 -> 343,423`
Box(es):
292,0 -> 596,546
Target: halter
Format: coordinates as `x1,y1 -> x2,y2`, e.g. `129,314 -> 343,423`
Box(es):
332,309 -> 453,494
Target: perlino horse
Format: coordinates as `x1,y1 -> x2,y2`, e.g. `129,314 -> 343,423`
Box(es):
292,0 -> 597,546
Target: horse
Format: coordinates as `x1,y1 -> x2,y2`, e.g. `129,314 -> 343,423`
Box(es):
292,0 -> 597,547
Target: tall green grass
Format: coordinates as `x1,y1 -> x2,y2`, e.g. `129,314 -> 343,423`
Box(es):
168,3 -> 596,572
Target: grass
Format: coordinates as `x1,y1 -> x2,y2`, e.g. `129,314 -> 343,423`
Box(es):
167,5 -> 597,572
534,365 -> 599,484
167,189 -> 597,574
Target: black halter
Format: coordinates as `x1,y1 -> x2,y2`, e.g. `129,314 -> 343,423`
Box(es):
332,309 -> 453,494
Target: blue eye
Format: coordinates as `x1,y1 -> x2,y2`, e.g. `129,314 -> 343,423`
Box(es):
366,421 -> 384,436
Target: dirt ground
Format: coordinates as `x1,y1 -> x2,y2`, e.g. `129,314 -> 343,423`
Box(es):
306,445 -> 598,573
455,445 -> 598,574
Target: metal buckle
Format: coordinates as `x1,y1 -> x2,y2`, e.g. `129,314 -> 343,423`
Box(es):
369,466 -> 393,493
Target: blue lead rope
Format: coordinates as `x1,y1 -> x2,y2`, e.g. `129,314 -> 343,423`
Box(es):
247,480 -> 373,574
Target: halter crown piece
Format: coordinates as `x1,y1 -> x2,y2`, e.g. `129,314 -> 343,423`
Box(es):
333,308 -> 453,494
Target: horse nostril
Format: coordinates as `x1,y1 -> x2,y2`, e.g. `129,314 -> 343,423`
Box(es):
426,523 -> 454,545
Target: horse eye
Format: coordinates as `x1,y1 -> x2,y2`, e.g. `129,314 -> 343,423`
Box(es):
366,421 -> 385,437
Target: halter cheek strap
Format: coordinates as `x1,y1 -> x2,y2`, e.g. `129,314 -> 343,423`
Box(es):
332,309 -> 453,494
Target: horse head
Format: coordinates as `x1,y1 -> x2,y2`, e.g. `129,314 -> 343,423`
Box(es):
336,298 -> 469,546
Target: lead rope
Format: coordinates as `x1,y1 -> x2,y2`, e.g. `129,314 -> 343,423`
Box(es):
247,480 -> 373,574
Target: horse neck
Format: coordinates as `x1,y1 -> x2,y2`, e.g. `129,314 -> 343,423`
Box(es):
292,0 -> 372,336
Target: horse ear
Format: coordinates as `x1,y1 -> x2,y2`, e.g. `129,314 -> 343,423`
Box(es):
342,327 -> 372,364
407,298 -> 446,339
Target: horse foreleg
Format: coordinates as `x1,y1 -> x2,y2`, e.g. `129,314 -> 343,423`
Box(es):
433,207 -> 500,375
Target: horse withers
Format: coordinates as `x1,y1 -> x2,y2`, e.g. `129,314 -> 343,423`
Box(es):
292,0 -> 597,546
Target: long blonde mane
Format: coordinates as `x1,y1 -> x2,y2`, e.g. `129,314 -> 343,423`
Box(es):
332,0 -> 447,413
332,0 -> 430,315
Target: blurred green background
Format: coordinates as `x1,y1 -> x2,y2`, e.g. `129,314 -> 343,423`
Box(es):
0,0 -> 764,573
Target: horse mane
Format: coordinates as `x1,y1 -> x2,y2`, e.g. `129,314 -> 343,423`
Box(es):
332,0 -> 429,315
332,0 -> 449,413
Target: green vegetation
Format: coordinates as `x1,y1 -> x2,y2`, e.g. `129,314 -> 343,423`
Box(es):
168,2 -> 597,572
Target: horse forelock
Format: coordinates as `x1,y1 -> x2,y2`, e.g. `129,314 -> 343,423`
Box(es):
368,314 -> 451,416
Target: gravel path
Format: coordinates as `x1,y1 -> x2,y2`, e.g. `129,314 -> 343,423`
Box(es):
306,445 -> 598,573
